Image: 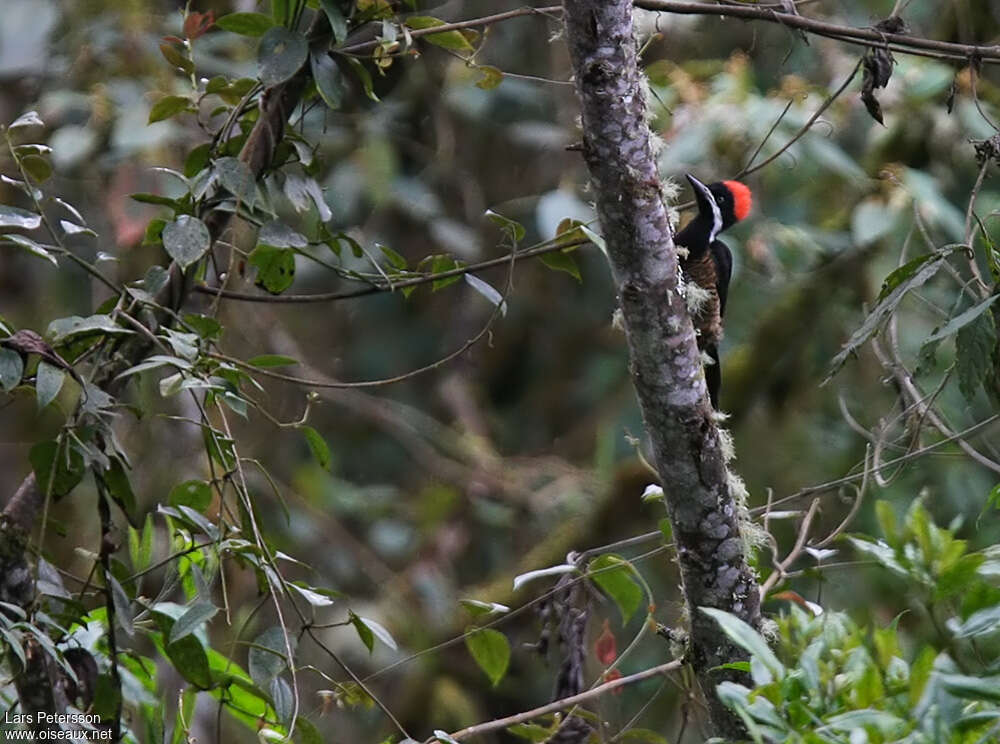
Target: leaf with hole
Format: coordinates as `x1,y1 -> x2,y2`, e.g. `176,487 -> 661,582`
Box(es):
249,245 -> 296,294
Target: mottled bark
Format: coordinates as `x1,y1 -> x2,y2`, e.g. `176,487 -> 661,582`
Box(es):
561,0 -> 761,737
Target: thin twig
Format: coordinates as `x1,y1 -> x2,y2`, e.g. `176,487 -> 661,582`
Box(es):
759,497 -> 820,598
435,660 -> 682,742
736,59 -> 863,179
636,1 -> 1000,64
194,238 -> 586,304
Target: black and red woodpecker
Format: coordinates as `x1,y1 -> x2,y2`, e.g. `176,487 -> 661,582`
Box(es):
673,174 -> 752,409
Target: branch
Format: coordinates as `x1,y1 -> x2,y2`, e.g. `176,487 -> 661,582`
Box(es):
637,1 -> 1000,64
193,238 -> 587,304
561,0 -> 760,737
336,6 -> 564,55
437,660 -> 682,742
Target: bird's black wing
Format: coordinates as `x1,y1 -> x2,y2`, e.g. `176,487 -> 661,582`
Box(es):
710,239 -> 733,316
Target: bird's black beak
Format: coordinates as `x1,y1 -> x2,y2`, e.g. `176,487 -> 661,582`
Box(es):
685,173 -> 715,217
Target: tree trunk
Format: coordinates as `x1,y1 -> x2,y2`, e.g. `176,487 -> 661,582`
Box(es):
561,1 -> 762,737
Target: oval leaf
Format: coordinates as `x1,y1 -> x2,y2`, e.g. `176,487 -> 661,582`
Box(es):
258,27 -> 308,87
163,215 -> 211,270
465,627 -> 510,687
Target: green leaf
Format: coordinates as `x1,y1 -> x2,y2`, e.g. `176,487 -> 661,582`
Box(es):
258,27 -> 309,87
104,457 -> 136,516
1,234 -> 58,265
485,209 -> 525,242
700,607 -> 785,681
350,612 -> 397,652
938,673 -> 1000,703
249,627 -> 293,688
270,676 -> 294,725
183,143 -> 211,179
927,294 -> 1000,343
0,205 -> 42,229
347,58 -> 379,102
249,245 -> 296,294
540,250 -> 581,282
163,215 -> 211,270
827,253 -> 948,379
319,0 -> 348,43
822,709 -> 905,734
300,425 -> 331,470
507,723 -> 553,742
427,254 -> 462,291
464,627 -> 510,687
955,309 -> 996,401
433,732 -> 461,744
35,361 -> 64,410
310,50 -> 345,110
159,43 -> 194,75
149,95 -> 192,124
47,314 -> 129,344
165,633 -> 212,688
216,12 -> 275,37
248,354 -> 299,368
20,155 -> 52,183
0,347 -> 24,390
950,605 -> 1000,638
588,554 -> 643,625
378,244 -> 407,269
131,192 -> 181,207
259,219 -> 308,249
128,513 -> 155,574
475,65 -> 503,90
109,576 -> 134,636
170,480 -> 214,512
170,602 -> 219,644
405,17 -> 474,52
183,313 -> 222,340
30,440 -> 85,499
215,156 -> 256,208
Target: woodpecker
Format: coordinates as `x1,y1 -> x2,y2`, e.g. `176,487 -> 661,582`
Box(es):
673,174 -> 752,409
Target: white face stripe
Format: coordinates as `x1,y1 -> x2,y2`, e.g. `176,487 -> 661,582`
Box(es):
707,191 -> 723,243
691,176 -> 724,243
